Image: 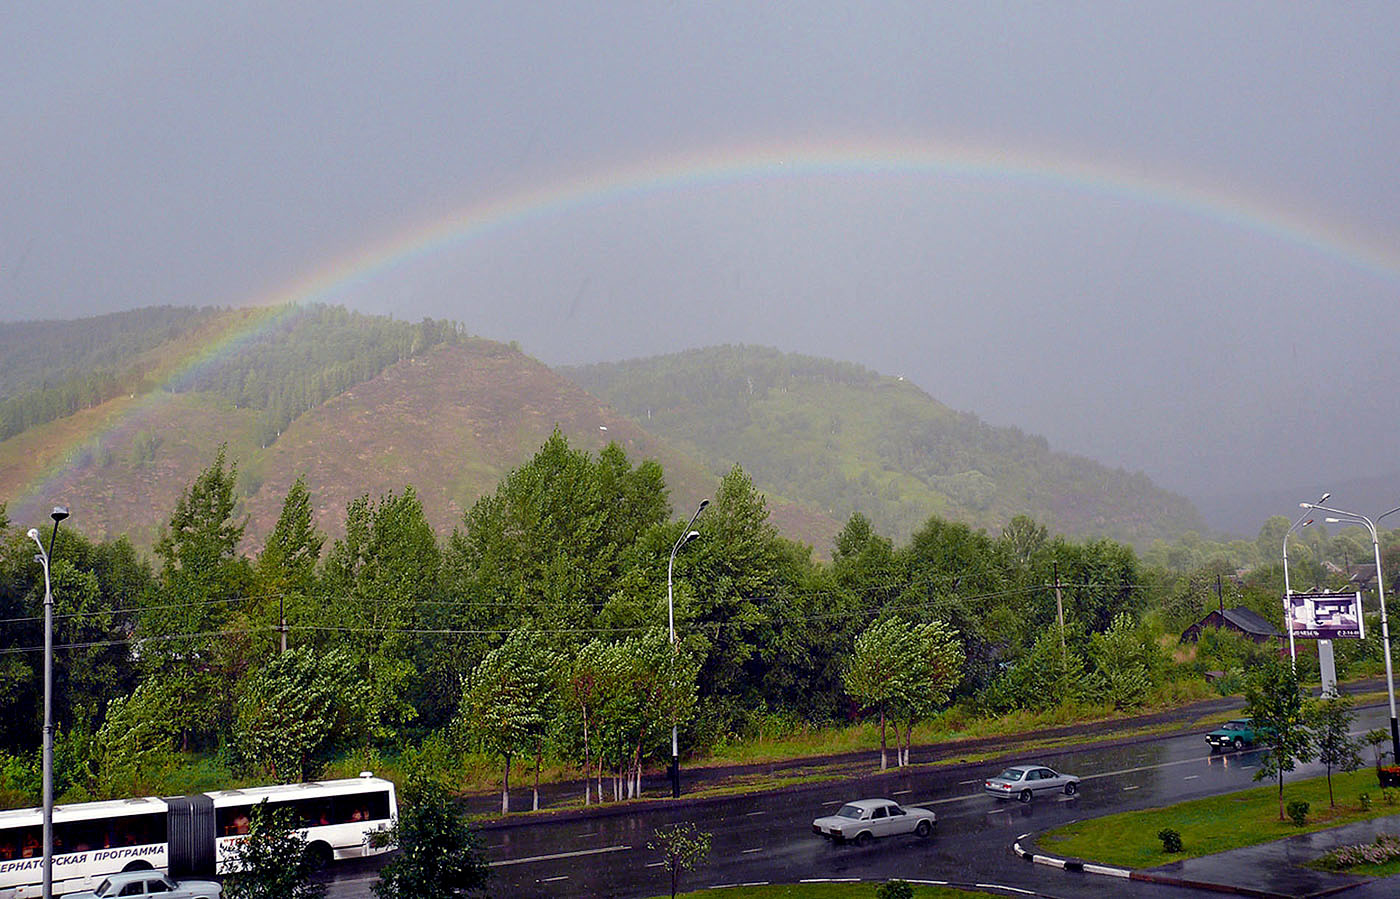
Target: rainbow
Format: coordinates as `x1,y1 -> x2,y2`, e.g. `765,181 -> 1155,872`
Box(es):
9,137 -> 1398,522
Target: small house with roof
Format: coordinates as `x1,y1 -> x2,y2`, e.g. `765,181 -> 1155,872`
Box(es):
1180,606 -> 1282,645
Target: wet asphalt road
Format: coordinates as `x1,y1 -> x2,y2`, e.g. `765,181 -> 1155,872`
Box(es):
324,703 -> 1394,898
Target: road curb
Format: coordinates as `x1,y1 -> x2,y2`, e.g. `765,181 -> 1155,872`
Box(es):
1012,832 -> 1132,879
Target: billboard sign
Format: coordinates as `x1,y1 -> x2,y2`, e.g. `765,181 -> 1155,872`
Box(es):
1287,591 -> 1365,639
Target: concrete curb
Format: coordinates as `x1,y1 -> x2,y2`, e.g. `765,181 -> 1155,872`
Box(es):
1012,832 -> 1131,879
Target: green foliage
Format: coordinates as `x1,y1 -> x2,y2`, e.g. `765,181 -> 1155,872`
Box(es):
1158,828 -> 1183,853
647,821 -> 712,899
370,778 -> 489,899
460,629 -> 557,813
94,679 -> 183,797
1088,613 -> 1156,709
1365,729 -> 1391,768
1360,792 -> 1372,810
221,800 -> 327,899
1245,657 -> 1314,821
234,647 -> 369,782
1287,799 -> 1310,827
1311,694 -> 1363,808
876,880 -> 915,899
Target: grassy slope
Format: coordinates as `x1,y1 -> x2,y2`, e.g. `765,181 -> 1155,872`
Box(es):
566,345 -> 1206,546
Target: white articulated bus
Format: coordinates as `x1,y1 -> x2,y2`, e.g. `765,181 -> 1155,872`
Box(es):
0,774 -> 396,898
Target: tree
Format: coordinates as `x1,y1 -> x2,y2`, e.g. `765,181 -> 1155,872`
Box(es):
892,620 -> 964,766
844,618 -> 913,770
1311,694 -> 1362,808
1088,612 -> 1155,709
139,445 -> 252,751
221,800 -> 326,899
234,648 -> 368,782
1244,657 -> 1313,821
647,821 -> 711,899
370,778 -> 489,899
460,630 -> 555,813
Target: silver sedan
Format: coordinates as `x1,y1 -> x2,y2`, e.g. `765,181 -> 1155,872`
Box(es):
983,764 -> 1080,802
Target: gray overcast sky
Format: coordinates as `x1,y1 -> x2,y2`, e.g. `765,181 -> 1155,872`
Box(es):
3,1 -> 1398,529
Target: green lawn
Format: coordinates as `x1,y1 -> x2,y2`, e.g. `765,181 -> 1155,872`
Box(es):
657,884 -> 1002,899
1041,768 -> 1400,869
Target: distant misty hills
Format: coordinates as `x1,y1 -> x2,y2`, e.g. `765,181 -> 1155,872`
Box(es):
0,306 -> 1205,551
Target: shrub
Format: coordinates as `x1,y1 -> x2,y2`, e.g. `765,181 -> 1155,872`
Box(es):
1360,792 -> 1372,811
1158,828 -> 1183,853
1287,799 -> 1310,827
1384,790 -> 1396,806
1315,833 -> 1400,871
877,881 -> 914,899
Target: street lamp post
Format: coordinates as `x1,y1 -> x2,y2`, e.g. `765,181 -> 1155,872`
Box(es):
27,505 -> 68,899
1282,508 -> 1318,670
1301,500 -> 1400,764
668,499 -> 707,799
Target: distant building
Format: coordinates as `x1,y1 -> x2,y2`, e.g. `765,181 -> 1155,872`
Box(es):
1180,606 -> 1282,644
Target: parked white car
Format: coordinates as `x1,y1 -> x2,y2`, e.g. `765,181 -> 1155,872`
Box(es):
70,870 -> 222,899
811,798 -> 936,845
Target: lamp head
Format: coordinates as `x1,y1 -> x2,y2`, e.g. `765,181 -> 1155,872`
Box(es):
51,506 -> 69,523
683,530 -> 700,545
1326,517 -> 1342,523
698,499 -> 709,512
1300,502 -> 1313,509
1318,492 -> 1331,504
27,528 -> 39,540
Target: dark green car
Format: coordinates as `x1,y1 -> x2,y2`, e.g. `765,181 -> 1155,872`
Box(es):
1206,717 -> 1265,751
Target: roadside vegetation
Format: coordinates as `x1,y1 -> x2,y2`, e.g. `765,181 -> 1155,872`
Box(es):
1041,768 -> 1399,869
0,429 -> 1397,815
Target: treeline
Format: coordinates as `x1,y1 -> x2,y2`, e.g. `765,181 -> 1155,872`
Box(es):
0,305 -> 464,446
0,433 -> 1397,809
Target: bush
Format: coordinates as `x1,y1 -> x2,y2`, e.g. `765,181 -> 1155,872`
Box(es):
1384,790 -> 1396,806
1360,792 -> 1372,811
1287,799 -> 1310,827
876,881 -> 914,899
1158,828 -> 1183,853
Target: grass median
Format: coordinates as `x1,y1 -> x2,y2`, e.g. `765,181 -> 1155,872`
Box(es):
1040,768 -> 1400,869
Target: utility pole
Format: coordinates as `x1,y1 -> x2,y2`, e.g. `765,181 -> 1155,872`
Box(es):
279,594 -> 287,654
1054,563 -> 1066,655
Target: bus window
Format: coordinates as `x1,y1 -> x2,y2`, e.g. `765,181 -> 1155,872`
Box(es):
217,805 -> 253,836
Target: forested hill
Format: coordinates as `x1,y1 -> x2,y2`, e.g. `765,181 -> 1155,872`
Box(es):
564,346 -> 1206,546
0,306 -> 767,550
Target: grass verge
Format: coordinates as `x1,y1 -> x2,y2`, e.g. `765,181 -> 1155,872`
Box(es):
1040,768 -> 1400,869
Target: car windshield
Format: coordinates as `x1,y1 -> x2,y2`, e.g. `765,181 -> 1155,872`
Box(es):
996,769 -> 1024,781
1225,720 -> 1248,729
94,880 -> 114,897
835,804 -> 863,818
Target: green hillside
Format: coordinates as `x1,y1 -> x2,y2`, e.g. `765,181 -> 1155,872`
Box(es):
564,345 -> 1205,545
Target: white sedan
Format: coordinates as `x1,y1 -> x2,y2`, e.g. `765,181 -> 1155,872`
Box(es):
70,871 -> 222,899
811,798 -> 936,845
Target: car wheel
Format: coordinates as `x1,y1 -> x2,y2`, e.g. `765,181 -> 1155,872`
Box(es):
855,831 -> 873,847
915,819 -> 933,838
1018,789 -> 1033,803
1064,782 -> 1077,796
1233,737 -> 1244,751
